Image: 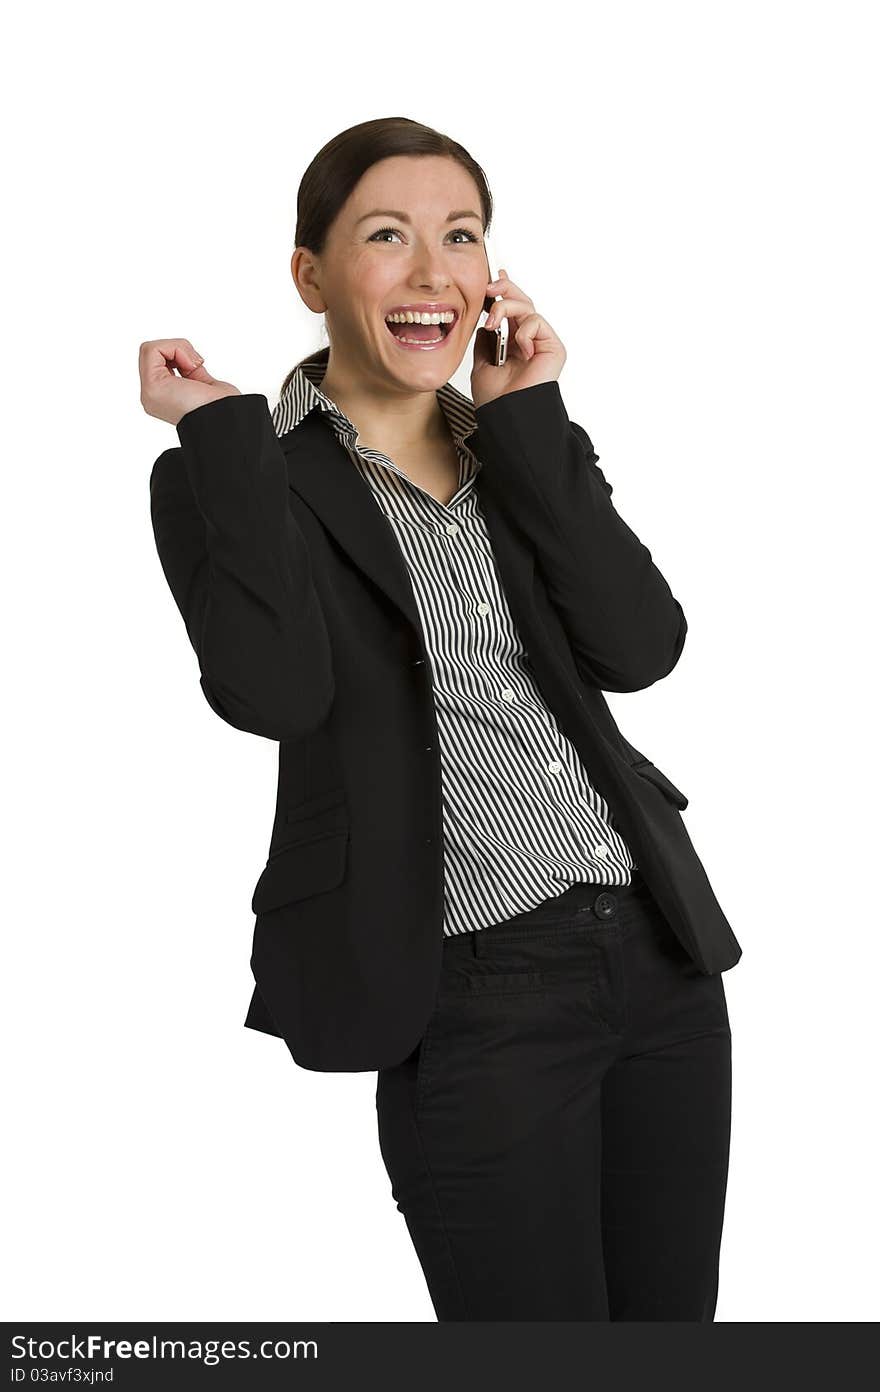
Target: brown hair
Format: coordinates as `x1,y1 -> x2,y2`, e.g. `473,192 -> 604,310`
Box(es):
279,117 -> 493,395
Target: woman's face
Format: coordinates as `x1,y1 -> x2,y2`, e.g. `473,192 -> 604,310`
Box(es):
297,154 -> 490,389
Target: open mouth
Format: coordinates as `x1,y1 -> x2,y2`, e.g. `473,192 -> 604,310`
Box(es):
383,313 -> 457,349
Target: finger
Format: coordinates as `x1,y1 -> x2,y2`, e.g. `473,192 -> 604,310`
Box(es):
161,344 -> 208,381
516,328 -> 534,360
140,339 -> 205,374
486,267 -> 514,290
485,270 -> 531,302
176,357 -> 212,381
143,345 -> 212,389
485,284 -> 531,308
484,296 -> 534,329
513,313 -> 553,359
485,296 -> 532,322
172,341 -> 204,372
511,319 -> 532,359
175,347 -> 207,374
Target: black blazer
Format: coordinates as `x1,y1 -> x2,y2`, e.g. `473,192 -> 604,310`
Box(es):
149,378 -> 742,1072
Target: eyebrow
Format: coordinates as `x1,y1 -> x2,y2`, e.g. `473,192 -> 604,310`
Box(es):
355,208 -> 483,225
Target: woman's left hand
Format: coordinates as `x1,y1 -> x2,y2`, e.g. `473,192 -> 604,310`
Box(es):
470,269 -> 567,408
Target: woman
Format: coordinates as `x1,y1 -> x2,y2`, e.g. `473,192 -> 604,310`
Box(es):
142,117 -> 741,1322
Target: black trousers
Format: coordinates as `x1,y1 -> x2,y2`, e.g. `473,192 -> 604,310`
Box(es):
375,868 -> 733,1321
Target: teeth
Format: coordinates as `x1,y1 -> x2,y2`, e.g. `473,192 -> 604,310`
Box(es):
384,310 -> 456,325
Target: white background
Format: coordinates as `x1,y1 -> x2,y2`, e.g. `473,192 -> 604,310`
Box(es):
3,0 -> 877,1322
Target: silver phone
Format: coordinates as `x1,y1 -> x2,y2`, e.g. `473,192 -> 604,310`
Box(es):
480,229 -> 508,367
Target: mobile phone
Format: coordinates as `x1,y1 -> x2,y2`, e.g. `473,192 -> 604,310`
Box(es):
480,230 -> 508,367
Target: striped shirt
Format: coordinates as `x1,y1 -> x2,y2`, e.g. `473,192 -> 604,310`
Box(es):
271,351 -> 636,936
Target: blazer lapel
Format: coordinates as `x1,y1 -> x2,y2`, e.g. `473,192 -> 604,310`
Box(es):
281,407 -> 424,634
280,405 -> 536,640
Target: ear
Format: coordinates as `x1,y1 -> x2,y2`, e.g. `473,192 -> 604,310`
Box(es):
292,247 -> 326,314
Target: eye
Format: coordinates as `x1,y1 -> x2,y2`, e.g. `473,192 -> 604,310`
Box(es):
367,226 -> 481,244
369,226 -> 402,243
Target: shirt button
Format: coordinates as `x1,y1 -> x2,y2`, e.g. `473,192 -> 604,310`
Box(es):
547,761 -> 562,774
445,522 -> 460,536
594,843 -> 609,859
501,687 -> 515,702
477,601 -> 490,615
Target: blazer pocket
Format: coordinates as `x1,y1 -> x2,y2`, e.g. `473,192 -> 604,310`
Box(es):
268,791 -> 349,859
630,758 -> 689,810
251,829 -> 349,915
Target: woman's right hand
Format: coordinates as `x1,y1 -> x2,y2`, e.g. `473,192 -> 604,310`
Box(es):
139,338 -> 242,426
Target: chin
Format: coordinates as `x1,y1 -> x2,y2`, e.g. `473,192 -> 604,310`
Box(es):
382,351 -> 461,383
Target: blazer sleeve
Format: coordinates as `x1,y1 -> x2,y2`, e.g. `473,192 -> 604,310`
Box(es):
473,380 -> 687,693
149,391 -> 334,740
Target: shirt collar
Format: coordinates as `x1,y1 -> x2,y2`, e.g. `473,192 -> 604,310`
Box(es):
270,346 -> 479,454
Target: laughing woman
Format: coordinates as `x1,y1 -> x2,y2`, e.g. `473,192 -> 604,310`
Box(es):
142,116 -> 741,1322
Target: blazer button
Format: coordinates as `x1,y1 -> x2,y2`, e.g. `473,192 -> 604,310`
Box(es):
593,892 -> 617,920
412,658 -> 425,666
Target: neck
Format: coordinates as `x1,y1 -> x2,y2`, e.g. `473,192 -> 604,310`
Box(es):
318,348 -> 450,453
